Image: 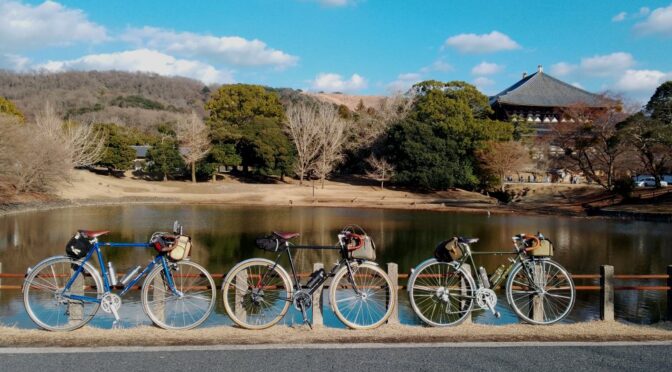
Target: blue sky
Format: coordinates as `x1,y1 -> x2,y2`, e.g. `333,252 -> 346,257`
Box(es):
1,0 -> 672,102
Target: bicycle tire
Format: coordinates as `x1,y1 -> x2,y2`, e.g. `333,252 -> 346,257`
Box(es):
505,258 -> 576,325
23,256 -> 103,331
408,259 -> 475,327
221,258 -> 293,330
142,260 -> 216,330
329,262 -> 395,330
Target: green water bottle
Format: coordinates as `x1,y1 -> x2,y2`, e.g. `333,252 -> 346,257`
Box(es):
489,264 -> 506,287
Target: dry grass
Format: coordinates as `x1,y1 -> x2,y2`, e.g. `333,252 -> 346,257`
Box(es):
1,322 -> 670,347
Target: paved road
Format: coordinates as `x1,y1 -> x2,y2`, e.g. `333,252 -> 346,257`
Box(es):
1,342 -> 671,372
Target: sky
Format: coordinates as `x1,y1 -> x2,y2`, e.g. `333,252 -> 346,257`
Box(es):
1,0 -> 672,103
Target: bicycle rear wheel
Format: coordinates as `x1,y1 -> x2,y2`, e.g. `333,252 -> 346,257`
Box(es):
23,256 -> 103,331
142,260 -> 216,330
408,260 -> 475,326
329,262 -> 395,330
505,259 -> 575,325
222,259 -> 293,330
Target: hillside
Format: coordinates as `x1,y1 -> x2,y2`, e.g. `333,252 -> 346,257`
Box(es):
304,92 -> 386,111
0,70 -> 211,131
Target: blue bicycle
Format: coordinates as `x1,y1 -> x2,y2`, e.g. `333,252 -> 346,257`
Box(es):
22,222 -> 216,331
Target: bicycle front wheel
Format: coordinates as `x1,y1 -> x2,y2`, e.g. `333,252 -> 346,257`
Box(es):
23,256 -> 103,331
330,262 -> 395,330
408,260 -> 475,327
142,260 -> 216,330
505,259 -> 575,325
222,259 -> 293,330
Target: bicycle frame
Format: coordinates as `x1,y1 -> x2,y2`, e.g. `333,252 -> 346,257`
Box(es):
62,239 -> 180,304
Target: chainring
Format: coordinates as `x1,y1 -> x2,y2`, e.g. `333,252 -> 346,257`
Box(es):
100,293 -> 122,314
475,288 -> 497,310
292,290 -> 312,311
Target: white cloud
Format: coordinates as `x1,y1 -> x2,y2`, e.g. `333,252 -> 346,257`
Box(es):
444,31 -> 521,54
122,26 -> 298,68
315,0 -> 353,6
634,4 -> 672,36
550,62 -> 577,76
0,53 -> 31,71
0,0 -> 107,52
473,77 -> 495,92
311,72 -> 367,92
471,61 -> 503,75
37,49 -> 232,84
420,59 -> 453,73
580,52 -> 635,77
386,72 -> 422,93
613,69 -> 672,92
571,82 -> 584,89
612,11 -> 627,22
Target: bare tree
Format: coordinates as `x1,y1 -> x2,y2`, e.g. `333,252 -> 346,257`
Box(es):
314,104 -> 348,188
549,101 -> 630,190
177,112 -> 211,182
366,155 -> 395,190
35,103 -> 104,168
475,141 -> 532,191
286,102 -> 321,184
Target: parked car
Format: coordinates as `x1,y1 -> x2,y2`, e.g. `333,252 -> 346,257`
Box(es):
635,176 -> 668,188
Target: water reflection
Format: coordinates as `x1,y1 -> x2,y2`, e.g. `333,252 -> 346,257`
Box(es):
0,205 -> 669,327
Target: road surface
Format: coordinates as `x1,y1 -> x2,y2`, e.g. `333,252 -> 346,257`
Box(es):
1,342 -> 670,371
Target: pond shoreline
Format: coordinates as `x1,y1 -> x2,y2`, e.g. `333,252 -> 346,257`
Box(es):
0,322 -> 670,347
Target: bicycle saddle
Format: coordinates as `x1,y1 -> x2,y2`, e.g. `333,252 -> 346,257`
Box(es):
273,231 -> 300,240
457,236 -> 479,244
78,230 -> 110,238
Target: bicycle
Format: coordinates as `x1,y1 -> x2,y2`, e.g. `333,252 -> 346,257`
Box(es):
22,221 -> 216,331
221,226 -> 396,330
407,233 -> 575,326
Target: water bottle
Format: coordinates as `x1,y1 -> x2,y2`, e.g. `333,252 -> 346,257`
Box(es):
107,262 -> 118,286
489,264 -> 506,287
306,268 -> 326,290
120,265 -> 142,286
478,266 -> 490,289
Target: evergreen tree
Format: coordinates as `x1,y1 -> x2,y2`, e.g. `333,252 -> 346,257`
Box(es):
95,124 -> 137,172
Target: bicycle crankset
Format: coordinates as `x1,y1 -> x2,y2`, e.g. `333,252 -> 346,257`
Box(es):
475,288 -> 500,318
100,293 -> 122,325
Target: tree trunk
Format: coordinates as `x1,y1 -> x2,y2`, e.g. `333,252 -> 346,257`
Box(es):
381,180 -> 384,190
163,173 -> 168,182
191,162 -> 196,183
299,173 -> 304,185
212,173 -> 216,182
321,176 -> 325,189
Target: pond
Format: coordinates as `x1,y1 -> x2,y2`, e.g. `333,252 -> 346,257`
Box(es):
0,205 -> 670,329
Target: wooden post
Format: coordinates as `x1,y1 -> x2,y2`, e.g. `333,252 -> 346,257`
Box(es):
234,270 -> 248,323
311,263 -> 324,327
68,267 -> 84,324
386,263 -> 399,324
667,265 -> 672,321
531,263 -> 545,322
0,262 -> 2,289
461,265 -> 472,324
600,265 -> 615,321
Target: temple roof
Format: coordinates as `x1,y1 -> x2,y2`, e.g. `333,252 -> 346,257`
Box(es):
489,69 -> 609,108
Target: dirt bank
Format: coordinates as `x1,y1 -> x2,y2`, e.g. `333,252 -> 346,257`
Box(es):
1,321 -> 670,347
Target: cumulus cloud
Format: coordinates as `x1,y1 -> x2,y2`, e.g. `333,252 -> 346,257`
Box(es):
613,69 -> 672,92
122,27 -> 298,68
0,53 -> 31,71
36,49 -> 233,84
634,4 -> 672,36
311,72 -> 367,92
471,62 -> 503,75
420,59 -> 453,73
580,52 -> 635,77
0,0 -> 107,52
550,62 -> 577,76
612,12 -> 627,22
386,72 -> 422,93
444,31 -> 521,54
473,76 -> 495,91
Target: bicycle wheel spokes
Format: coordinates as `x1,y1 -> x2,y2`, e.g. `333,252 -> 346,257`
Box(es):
409,261 -> 474,327
23,258 -> 102,331
142,261 -> 216,330
330,263 -> 394,329
506,259 -> 575,325
222,260 -> 291,329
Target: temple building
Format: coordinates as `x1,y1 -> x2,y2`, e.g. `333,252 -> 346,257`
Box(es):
489,65 -> 611,135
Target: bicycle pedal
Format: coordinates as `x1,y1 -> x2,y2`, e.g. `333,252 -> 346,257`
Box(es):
494,311 -> 501,319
